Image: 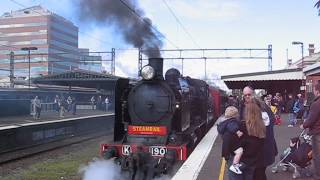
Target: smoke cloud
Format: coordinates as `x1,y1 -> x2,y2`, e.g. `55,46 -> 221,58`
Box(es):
76,0 -> 163,58
79,159 -> 125,180
79,159 -> 172,180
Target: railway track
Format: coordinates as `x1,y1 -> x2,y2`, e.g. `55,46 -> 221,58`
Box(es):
0,131 -> 112,164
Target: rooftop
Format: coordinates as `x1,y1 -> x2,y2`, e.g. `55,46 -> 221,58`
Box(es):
1,5 -> 76,27
221,68 -> 304,81
286,51 -> 320,69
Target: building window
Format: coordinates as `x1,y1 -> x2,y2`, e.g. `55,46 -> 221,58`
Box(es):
0,22 -> 47,29
306,79 -> 313,93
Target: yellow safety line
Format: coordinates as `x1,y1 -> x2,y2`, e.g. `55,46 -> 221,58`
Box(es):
218,158 -> 226,180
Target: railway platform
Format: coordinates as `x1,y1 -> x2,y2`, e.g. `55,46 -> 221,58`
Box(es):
174,114 -> 314,180
0,109 -> 114,163
0,110 -> 111,128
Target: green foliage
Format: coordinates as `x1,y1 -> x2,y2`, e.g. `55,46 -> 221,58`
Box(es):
315,1 -> 320,16
1,141 -> 101,180
315,0 -> 320,9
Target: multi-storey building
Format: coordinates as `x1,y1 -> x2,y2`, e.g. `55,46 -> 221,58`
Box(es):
0,6 -> 79,78
78,48 -> 102,73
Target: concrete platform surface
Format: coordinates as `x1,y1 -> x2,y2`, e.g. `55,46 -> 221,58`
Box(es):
0,110 -> 112,128
192,114 -> 314,180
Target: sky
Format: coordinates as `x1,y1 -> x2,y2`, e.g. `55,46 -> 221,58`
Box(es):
1,0 -> 320,89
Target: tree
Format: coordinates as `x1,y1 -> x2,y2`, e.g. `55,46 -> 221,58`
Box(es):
316,1 -> 320,9
316,1 -> 320,15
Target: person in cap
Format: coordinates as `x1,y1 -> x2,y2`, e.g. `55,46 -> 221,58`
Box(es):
217,106 -> 244,174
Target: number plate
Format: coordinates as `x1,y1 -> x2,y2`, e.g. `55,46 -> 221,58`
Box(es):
150,146 -> 167,157
122,145 -> 131,155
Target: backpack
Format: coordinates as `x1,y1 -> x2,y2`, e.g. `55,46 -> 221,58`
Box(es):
293,101 -> 300,113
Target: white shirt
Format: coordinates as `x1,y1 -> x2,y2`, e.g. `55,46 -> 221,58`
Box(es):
261,111 -> 270,126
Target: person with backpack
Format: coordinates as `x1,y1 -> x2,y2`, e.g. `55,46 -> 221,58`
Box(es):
293,94 -> 305,124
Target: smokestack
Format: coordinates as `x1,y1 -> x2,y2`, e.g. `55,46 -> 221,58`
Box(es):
308,44 -> 315,56
76,0 -> 163,58
149,58 -> 163,79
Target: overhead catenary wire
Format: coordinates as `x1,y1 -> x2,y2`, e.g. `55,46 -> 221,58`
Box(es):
0,42 -> 137,53
162,0 -> 201,49
0,43 -> 115,58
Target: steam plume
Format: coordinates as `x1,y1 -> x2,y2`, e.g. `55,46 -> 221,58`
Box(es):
76,0 -> 163,58
79,159 -> 171,180
79,159 -> 125,180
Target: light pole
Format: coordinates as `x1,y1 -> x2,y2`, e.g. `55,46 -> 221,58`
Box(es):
21,47 -> 38,88
292,41 -> 304,68
292,41 -> 305,92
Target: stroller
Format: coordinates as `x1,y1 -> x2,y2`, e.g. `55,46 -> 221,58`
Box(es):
271,130 -> 312,179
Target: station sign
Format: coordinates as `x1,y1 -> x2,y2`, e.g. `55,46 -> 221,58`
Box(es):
128,125 -> 167,136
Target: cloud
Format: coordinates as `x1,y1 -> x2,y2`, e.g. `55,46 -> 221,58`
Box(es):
114,50 -> 139,78
168,0 -> 242,21
79,28 -> 108,51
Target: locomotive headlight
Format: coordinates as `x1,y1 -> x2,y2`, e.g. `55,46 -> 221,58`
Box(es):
141,65 -> 155,80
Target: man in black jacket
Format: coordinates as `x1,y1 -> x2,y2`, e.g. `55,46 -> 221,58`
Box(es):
302,83 -> 320,180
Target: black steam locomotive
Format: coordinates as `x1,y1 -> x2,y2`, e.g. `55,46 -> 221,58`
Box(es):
101,58 -> 225,179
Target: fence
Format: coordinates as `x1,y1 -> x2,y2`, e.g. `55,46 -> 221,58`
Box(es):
29,102 -> 101,115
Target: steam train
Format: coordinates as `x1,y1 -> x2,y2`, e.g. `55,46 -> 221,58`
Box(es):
100,58 -> 227,179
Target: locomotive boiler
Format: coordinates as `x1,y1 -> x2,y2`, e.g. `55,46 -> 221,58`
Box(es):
100,58 -> 224,180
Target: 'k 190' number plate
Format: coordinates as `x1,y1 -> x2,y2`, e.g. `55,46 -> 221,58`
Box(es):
150,146 -> 167,156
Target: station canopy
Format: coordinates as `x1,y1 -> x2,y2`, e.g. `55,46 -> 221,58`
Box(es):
304,62 -> 320,76
33,70 -> 127,89
221,68 -> 304,95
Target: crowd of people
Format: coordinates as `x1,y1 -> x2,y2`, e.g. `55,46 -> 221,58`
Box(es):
225,91 -> 309,128
53,95 -> 77,118
219,83 -> 320,180
90,95 -> 110,112
31,95 -> 111,119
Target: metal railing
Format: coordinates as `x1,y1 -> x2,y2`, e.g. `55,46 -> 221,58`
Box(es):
29,102 -> 108,115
